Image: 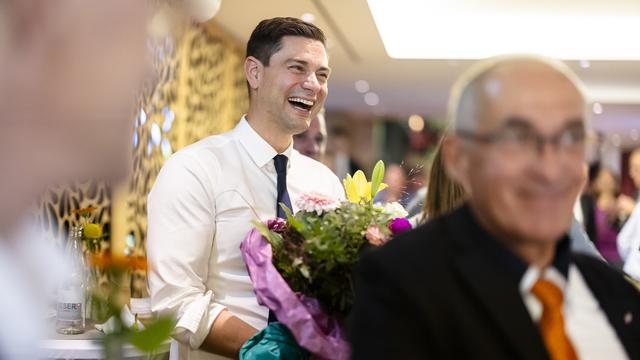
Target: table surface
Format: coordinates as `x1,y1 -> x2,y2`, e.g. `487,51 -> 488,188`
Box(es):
40,320 -> 170,359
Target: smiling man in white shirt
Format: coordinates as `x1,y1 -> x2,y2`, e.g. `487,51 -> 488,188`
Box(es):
147,17 -> 344,359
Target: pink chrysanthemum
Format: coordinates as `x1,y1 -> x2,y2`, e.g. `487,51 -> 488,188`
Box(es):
295,192 -> 340,215
365,225 -> 389,246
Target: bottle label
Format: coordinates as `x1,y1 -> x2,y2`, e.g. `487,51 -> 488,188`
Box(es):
57,302 -> 82,321
57,287 -> 83,321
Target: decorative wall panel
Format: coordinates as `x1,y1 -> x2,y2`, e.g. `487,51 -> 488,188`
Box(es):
37,22 -> 248,297
125,23 -> 248,296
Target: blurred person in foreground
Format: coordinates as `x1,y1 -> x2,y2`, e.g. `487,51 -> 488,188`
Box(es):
0,1 -> 149,359
293,107 -> 327,161
415,137 -> 602,259
147,17 -> 344,359
349,55 -> 639,359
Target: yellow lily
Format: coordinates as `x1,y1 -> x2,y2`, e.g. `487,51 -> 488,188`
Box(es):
343,170 -> 387,203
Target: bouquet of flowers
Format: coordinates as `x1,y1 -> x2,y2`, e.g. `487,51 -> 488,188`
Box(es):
240,161 -> 411,359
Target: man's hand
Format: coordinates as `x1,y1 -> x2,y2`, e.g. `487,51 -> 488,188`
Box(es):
200,309 -> 258,359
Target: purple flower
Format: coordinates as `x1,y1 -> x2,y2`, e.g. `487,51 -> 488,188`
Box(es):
388,217 -> 411,234
267,218 -> 287,233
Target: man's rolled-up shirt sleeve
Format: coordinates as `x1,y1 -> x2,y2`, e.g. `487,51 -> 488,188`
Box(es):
147,153 -> 223,349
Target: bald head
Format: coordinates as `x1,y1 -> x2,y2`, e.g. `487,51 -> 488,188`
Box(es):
449,56 -> 588,133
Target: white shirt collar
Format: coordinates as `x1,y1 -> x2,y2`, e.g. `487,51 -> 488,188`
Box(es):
520,265 -> 567,295
234,116 -> 294,169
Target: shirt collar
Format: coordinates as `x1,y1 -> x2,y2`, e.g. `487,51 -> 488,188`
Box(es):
234,116 -> 294,169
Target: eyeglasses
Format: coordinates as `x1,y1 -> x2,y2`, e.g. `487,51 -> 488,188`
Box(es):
456,119 -> 587,159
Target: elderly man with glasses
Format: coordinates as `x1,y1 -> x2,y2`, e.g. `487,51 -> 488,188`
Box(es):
349,55 -> 639,360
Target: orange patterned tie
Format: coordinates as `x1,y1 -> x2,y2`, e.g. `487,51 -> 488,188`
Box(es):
531,278 -> 578,360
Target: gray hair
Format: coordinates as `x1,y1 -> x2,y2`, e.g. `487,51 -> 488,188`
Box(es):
446,54 -> 590,133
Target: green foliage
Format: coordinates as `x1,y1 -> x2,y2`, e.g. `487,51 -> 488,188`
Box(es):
128,317 -> 175,352
370,160 -> 385,199
282,203 -> 303,231
90,266 -> 175,358
268,202 -> 393,316
253,220 -> 284,250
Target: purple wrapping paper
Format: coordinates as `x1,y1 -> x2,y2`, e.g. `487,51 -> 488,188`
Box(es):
240,228 -> 351,360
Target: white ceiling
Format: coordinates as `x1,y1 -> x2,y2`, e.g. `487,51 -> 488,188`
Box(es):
213,0 -> 640,148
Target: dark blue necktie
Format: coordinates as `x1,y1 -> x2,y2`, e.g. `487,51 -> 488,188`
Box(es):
273,154 -> 292,219
269,154 -> 291,323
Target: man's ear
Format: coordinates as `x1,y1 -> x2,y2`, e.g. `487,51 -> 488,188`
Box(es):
442,135 -> 472,194
244,56 -> 262,91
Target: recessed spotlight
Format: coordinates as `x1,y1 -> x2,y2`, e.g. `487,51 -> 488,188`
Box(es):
364,92 -> 380,106
355,80 -> 370,93
579,59 -> 591,68
408,114 -> 425,132
592,102 -> 603,115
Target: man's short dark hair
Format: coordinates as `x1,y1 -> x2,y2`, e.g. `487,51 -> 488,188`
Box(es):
246,17 -> 326,66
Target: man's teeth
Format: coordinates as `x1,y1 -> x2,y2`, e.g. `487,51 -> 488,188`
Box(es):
289,97 -> 315,106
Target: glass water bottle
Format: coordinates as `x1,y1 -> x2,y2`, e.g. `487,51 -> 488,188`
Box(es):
56,225 -> 86,334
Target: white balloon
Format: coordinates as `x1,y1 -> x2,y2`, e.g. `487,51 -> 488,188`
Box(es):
185,0 -> 222,23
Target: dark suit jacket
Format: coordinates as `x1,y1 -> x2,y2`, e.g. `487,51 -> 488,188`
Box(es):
349,204 -> 640,359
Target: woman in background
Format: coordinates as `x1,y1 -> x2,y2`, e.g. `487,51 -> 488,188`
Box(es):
592,167 -> 623,266
421,144 -> 467,222
409,138 -> 466,226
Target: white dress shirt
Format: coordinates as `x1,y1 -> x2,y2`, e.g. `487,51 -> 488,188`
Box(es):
520,265 -> 628,360
618,203 -> 640,281
147,117 -> 345,360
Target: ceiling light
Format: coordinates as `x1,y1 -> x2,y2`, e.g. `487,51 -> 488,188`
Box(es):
367,0 -> 640,60
355,80 -> 370,93
408,114 -> 425,132
184,0 -> 222,23
579,59 -> 591,68
364,92 -> 380,106
592,102 -> 603,114
631,129 -> 639,141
